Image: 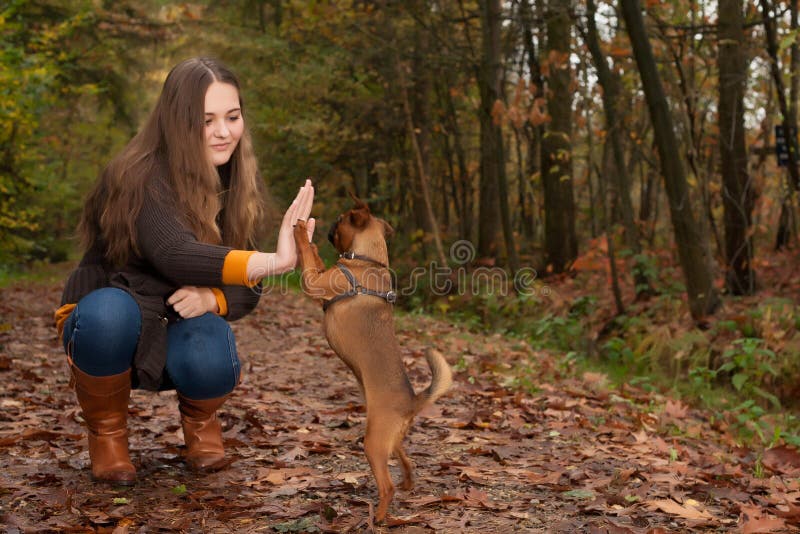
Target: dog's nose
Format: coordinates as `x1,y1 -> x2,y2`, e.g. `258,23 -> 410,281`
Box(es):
327,220 -> 339,245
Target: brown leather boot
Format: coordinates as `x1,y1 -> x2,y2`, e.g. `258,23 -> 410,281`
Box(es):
72,365 -> 136,485
178,394 -> 229,471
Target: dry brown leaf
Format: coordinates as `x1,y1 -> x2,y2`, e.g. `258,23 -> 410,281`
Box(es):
740,504 -> 787,534
645,499 -> 713,520
763,446 -> 800,476
664,399 -> 689,419
527,469 -> 564,485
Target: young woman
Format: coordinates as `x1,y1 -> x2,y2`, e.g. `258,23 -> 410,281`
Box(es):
54,57 -> 315,484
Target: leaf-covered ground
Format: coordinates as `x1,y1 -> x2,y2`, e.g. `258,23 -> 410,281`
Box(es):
1,279 -> 799,533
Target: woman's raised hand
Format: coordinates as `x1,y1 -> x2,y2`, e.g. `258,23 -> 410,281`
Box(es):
275,179 -> 315,268
285,179 -> 314,228
245,179 -> 315,280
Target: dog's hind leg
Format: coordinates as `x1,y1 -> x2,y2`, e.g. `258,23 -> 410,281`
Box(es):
394,443 -> 414,491
364,416 -> 398,522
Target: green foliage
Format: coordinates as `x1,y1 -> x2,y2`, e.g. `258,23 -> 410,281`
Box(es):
0,0 -> 165,269
717,338 -> 780,408
631,252 -> 658,293
274,517 -> 320,533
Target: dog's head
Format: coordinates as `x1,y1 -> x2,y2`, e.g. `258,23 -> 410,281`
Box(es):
328,197 -> 394,254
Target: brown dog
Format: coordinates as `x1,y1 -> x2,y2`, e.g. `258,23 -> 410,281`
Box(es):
293,199 -> 452,521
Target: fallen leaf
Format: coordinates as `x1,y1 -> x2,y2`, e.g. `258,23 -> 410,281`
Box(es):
335,472 -> 365,485
773,500 -> 800,520
740,504 -> 787,534
562,489 -> 595,500
646,499 -> 713,520
763,446 -> 800,476
458,466 -> 491,485
664,399 -> 689,419
527,470 -> 563,485
278,445 -> 307,462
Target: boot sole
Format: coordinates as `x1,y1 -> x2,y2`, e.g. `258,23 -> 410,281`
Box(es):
91,475 -> 137,486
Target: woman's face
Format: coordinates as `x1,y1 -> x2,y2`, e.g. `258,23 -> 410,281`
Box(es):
204,81 -> 244,167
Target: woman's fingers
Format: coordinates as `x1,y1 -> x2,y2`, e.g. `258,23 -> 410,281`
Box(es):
284,180 -> 314,227
306,218 -> 316,242
297,180 -> 314,222
293,180 -> 313,221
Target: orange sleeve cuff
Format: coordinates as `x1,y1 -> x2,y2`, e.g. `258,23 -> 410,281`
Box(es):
54,303 -> 76,340
210,288 -> 228,316
222,250 -> 258,286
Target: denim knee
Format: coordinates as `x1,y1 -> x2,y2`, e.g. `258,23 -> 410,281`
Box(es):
165,313 -> 239,400
63,288 -> 141,376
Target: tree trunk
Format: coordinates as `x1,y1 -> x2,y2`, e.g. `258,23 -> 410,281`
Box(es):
410,18 -> 435,237
761,0 -> 800,249
519,0 -> 543,242
792,0 -> 799,124
599,148 -> 625,315
620,0 -> 720,319
583,0 -> 651,296
541,0 -> 577,272
513,126 -> 527,237
477,0 -> 504,260
398,60 -> 448,268
719,0 -> 756,295
440,80 -> 472,242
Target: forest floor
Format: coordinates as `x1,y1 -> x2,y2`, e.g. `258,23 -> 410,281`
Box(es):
1,275 -> 800,533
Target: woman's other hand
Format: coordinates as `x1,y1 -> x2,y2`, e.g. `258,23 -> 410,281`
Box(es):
167,286 -> 219,318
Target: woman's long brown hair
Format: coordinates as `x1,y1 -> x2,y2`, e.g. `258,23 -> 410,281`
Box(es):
79,57 -> 264,266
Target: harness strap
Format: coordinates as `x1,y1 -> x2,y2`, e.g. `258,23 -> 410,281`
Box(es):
322,263 -> 397,312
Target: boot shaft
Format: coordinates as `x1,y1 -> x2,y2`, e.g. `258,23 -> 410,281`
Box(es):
70,364 -> 136,484
178,394 -> 229,471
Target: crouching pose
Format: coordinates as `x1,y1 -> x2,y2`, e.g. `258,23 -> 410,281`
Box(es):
54,57 -> 314,484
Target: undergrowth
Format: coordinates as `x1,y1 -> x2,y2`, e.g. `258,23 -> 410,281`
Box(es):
401,269 -> 800,450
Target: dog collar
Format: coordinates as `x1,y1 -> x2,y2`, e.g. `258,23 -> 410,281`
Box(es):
339,251 -> 388,269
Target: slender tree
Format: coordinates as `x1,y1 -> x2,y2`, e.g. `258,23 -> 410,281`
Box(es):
581,0 -> 651,296
541,0 -> 577,272
476,0 -> 504,260
719,0 -> 756,295
519,0 -> 544,241
619,0 -> 720,319
398,59 -> 448,268
761,0 -> 800,249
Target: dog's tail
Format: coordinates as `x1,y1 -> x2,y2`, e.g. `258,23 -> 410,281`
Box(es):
413,348 -> 453,414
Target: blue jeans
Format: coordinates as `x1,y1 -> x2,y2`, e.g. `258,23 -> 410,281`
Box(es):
62,288 -> 240,400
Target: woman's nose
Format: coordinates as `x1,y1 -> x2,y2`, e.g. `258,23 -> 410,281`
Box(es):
213,120 -> 229,138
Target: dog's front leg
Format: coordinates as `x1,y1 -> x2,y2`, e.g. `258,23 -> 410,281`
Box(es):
294,220 -> 321,270
294,221 -> 339,302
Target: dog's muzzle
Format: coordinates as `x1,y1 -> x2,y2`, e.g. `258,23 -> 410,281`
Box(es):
328,219 -> 339,246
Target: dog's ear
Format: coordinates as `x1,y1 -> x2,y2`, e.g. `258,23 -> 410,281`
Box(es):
381,219 -> 395,240
347,193 -> 371,228
349,206 -> 371,228
348,191 -> 370,212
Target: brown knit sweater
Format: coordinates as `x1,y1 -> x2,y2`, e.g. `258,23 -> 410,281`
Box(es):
58,176 -> 262,390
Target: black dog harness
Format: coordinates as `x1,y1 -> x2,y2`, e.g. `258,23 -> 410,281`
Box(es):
322,253 -> 397,312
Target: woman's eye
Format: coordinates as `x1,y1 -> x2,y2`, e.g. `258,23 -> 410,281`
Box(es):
227,115 -> 240,122
205,119 -> 213,126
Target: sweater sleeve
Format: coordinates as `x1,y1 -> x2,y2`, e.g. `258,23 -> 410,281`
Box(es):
136,182 -> 256,287
219,283 -> 262,321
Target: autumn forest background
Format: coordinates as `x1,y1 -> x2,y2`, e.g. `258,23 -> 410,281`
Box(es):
5,0 -> 800,454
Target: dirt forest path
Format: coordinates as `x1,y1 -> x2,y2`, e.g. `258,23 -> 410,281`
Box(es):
1,280 -> 799,533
